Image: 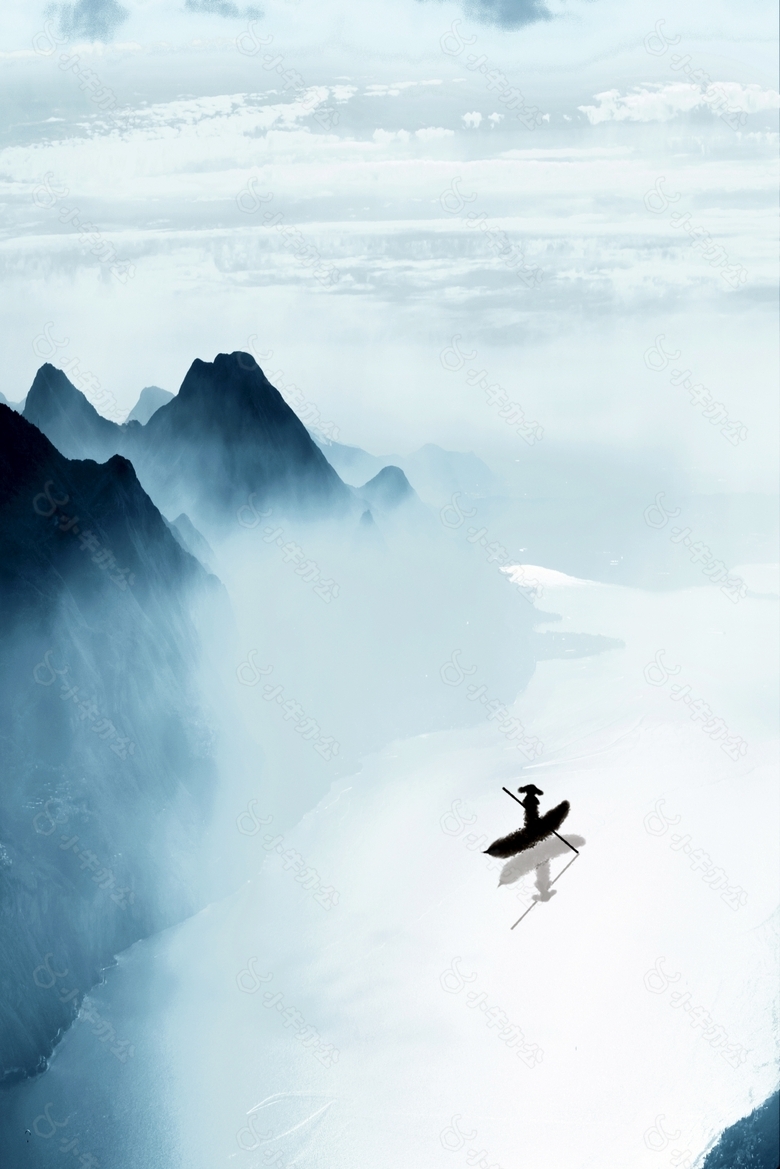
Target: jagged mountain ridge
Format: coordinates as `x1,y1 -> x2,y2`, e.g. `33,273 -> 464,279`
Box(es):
23,353 -> 353,526
0,405 -> 207,605
0,404 -> 220,1084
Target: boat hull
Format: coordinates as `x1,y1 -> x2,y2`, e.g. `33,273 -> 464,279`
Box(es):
484,800 -> 571,859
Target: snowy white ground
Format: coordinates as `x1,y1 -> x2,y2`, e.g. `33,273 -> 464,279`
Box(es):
5,565 -> 779,1169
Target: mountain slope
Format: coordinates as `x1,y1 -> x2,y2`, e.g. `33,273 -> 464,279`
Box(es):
701,1091 -> 779,1168
0,404 -> 220,1084
23,363 -> 123,463
133,351 -> 351,521
166,513 -> 215,571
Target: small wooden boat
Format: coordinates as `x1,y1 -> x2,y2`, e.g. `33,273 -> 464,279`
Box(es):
484,799 -> 571,859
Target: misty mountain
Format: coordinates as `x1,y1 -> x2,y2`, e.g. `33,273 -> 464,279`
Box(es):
126,385 -> 174,425
402,443 -> 504,505
358,465 -> 416,511
354,465 -> 434,535
133,352 -> 352,523
354,466 -> 435,535
23,363 -> 123,463
165,512 -> 216,572
0,404 -> 221,1084
313,436 -> 386,485
23,354 -> 353,528
314,436 -> 504,507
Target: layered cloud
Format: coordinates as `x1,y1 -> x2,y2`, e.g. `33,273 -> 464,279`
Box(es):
580,82 -> 780,124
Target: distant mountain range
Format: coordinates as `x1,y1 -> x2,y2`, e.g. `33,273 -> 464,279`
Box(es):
313,436 -> 504,507
23,353 -> 353,527
22,357 -> 772,591
0,390 -> 25,413
21,353 -> 436,532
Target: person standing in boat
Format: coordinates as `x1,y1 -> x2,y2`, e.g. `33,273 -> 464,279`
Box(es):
518,783 -> 544,827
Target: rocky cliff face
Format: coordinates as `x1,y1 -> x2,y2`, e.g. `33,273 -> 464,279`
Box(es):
0,405 -> 220,1083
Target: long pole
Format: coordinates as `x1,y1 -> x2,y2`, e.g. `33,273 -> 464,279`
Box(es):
552,830 -> 579,855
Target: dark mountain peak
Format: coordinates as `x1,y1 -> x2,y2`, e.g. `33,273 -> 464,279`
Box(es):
359,465 -> 416,511
23,364 -> 121,461
140,351 -> 351,520
170,351 -> 299,426
0,404 -> 202,602
26,363 -> 98,420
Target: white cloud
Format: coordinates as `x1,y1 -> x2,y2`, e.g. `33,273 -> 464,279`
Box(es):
488,112 -> 504,125
365,82 -> 418,98
579,82 -> 780,124
372,128 -> 410,145
331,85 -> 358,103
367,124 -> 454,148
745,130 -> 779,144
708,81 -> 780,113
462,111 -> 483,128
415,126 -> 455,141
